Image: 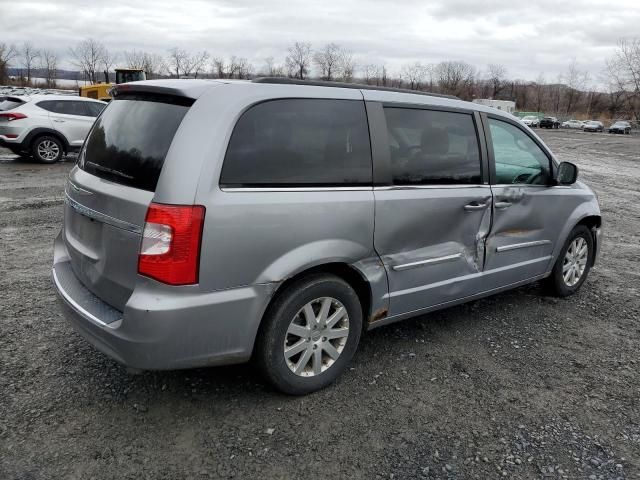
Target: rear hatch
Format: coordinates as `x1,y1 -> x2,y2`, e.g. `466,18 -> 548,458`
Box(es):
63,93 -> 193,310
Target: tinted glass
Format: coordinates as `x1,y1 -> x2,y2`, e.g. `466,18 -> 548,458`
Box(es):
0,97 -> 25,111
79,95 -> 191,191
37,100 -> 87,116
220,99 -> 372,187
488,118 -> 551,185
85,102 -> 106,117
384,107 -> 481,185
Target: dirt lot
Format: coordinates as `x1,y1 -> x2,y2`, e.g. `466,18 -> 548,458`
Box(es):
1,129 -> 639,480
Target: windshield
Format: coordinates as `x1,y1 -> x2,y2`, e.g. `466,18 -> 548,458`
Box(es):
79,94 -> 192,191
115,70 -> 146,84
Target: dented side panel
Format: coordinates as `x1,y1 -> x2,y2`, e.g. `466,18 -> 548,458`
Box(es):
373,186 -> 493,316
484,184 -> 593,278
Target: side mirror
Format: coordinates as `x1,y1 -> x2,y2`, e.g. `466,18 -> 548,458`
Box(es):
557,162 -> 578,185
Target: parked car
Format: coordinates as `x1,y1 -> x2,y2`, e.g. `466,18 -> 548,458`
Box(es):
562,119 -> 584,129
539,117 -> 560,129
608,121 -> 631,134
521,115 -> 540,128
52,78 -> 602,394
0,95 -> 106,162
583,121 -> 604,133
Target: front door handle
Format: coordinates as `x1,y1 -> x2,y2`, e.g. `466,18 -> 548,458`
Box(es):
464,202 -> 487,211
495,201 -> 512,209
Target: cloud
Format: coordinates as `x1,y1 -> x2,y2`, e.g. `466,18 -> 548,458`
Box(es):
1,0 -> 638,82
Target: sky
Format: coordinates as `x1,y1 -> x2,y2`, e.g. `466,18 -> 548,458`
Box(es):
2,0 -> 639,83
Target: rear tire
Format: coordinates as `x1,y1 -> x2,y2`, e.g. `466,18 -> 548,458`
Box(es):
255,274 -> 363,395
545,225 -> 593,297
31,135 -> 64,163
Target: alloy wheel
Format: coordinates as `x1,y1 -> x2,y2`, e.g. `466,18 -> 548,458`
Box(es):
37,140 -> 60,161
283,297 -> 350,377
562,237 -> 589,287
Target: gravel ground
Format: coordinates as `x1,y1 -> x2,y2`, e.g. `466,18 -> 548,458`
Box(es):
1,129 -> 639,479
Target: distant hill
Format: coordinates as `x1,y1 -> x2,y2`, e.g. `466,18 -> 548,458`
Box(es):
8,68 -> 86,81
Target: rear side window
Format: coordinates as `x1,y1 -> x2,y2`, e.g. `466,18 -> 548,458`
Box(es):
38,100 -> 89,116
0,97 -> 25,111
384,107 -> 482,185
85,102 -> 106,117
220,99 -> 372,187
79,94 -> 191,191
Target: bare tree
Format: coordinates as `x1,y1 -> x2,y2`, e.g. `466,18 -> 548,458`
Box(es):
227,56 -> 252,79
70,39 -> 105,84
143,53 -> 166,78
551,74 -> 564,114
100,48 -> 116,83
314,43 -> 341,80
39,49 -> 58,88
167,47 -> 189,78
0,43 -> 17,84
21,41 -> 40,83
361,64 -> 377,85
606,38 -> 640,119
285,42 -> 312,79
434,61 -> 476,98
533,73 -> 546,113
185,51 -> 209,78
400,62 -> 426,90
124,49 -> 145,69
211,57 -> 226,78
263,56 -> 285,77
564,59 -> 589,114
487,63 -> 507,98
123,50 -> 165,78
337,49 -> 356,82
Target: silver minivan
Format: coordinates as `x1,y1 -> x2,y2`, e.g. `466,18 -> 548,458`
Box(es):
52,78 -> 602,394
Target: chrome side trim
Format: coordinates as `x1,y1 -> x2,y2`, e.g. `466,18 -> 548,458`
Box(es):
496,239 -> 552,253
393,253 -> 463,271
52,267 -> 122,329
220,186 -> 373,192
375,184 -> 489,191
64,192 -> 143,235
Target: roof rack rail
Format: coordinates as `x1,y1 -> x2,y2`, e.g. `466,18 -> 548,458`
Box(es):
252,77 -> 459,100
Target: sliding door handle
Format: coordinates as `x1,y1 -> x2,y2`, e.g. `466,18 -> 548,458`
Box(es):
495,201 -> 512,209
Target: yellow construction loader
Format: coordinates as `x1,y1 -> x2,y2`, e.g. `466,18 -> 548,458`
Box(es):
79,68 -> 146,101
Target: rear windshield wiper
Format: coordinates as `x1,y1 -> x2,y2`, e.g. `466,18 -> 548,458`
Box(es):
86,162 -> 134,180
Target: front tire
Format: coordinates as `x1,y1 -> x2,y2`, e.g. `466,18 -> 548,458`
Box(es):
31,135 -> 63,163
255,274 -> 363,395
546,225 -> 593,297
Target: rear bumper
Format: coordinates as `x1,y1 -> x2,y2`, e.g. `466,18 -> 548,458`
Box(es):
0,136 -> 25,149
52,231 -> 275,370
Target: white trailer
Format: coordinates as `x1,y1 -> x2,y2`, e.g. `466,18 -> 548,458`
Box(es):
472,99 -> 516,114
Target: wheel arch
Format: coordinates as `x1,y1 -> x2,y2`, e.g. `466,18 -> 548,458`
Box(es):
24,128 -> 71,153
252,261 -> 381,360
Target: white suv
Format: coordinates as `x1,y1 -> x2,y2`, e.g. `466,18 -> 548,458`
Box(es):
0,95 -> 106,163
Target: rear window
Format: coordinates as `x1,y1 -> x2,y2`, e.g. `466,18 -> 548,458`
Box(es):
220,99 -> 372,187
79,94 -> 192,191
0,97 -> 25,111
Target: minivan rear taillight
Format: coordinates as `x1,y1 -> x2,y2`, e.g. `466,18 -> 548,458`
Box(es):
0,112 -> 27,121
138,203 -> 206,285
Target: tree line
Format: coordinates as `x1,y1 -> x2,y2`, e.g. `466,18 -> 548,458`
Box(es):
1,38 -> 639,120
